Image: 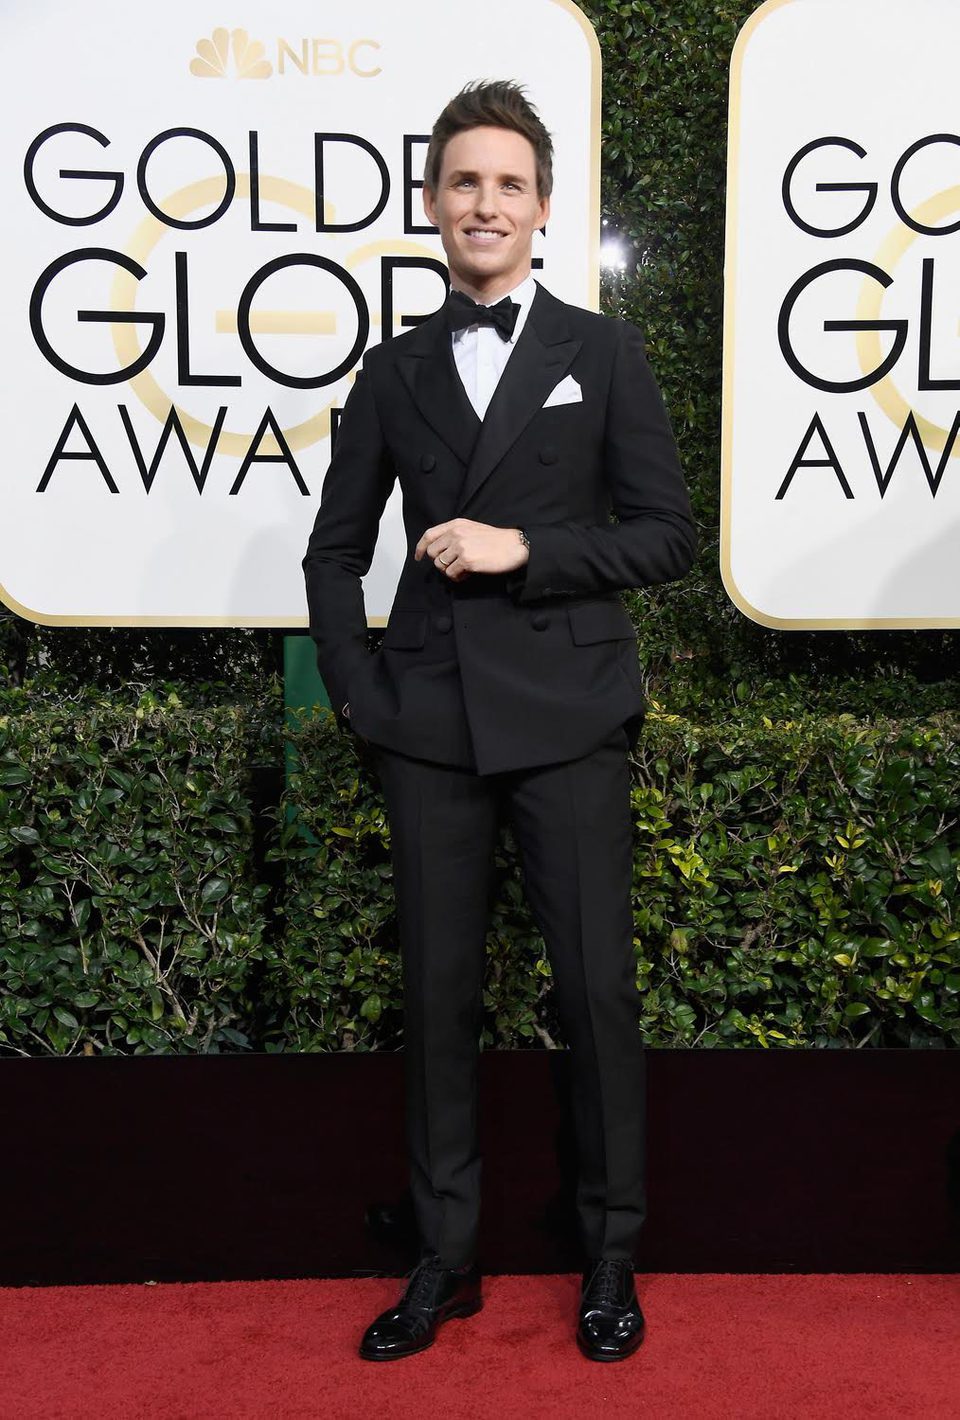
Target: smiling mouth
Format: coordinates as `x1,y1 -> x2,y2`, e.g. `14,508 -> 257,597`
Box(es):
464,229 -> 507,242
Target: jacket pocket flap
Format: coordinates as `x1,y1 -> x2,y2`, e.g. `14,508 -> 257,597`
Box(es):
567,601 -> 637,644
383,610 -> 428,649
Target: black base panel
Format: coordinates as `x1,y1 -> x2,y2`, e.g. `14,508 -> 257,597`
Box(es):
1,1049 -> 957,1285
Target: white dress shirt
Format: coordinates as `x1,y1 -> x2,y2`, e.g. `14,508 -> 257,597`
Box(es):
450,274 -> 537,420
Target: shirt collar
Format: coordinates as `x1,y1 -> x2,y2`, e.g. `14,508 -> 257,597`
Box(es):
450,273 -> 538,344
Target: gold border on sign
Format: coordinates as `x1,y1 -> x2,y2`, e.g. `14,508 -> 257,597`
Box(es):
721,0 -> 960,630
548,0 -> 602,309
2,0 -> 602,628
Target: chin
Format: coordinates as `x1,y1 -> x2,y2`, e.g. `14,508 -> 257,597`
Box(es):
467,263 -> 509,283
454,244 -> 514,275
458,257 -> 516,286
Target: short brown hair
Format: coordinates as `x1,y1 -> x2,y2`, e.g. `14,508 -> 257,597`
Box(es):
423,80 -> 554,198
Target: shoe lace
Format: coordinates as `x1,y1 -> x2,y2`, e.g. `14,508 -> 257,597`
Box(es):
585,1259 -> 627,1309
402,1258 -> 444,1309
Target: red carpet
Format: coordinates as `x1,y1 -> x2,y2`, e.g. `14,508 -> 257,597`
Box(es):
1,1273 -> 957,1418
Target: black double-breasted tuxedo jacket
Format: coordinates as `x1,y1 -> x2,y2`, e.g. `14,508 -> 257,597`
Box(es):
302,281 -> 696,776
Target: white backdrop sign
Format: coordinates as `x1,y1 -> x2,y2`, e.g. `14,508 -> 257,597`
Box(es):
0,0 -> 598,625
724,0 -> 960,627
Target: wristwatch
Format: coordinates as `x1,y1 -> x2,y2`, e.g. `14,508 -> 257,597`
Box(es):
517,528 -> 530,552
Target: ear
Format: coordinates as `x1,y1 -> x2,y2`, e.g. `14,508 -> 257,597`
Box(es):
423,185 -> 438,228
537,193 -> 551,232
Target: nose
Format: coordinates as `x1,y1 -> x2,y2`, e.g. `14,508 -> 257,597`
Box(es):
474,182 -> 500,219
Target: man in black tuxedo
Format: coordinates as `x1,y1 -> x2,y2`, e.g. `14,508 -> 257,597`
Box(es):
303,80 -> 695,1362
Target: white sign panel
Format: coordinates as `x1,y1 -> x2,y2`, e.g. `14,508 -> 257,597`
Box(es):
724,0 -> 960,627
0,0 -> 598,626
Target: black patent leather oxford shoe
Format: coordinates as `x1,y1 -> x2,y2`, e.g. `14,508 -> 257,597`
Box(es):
576,1258 -> 646,1361
359,1257 -> 483,1360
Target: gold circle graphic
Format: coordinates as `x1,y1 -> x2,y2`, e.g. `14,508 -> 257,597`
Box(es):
110,173 -> 437,455
859,184 -> 960,456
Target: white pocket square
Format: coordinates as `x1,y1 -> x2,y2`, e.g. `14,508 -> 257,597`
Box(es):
542,374 -> 582,408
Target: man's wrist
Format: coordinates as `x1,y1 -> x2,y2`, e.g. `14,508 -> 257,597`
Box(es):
506,529 -> 530,598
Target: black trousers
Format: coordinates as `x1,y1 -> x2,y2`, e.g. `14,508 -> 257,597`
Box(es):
371,724 -> 646,1268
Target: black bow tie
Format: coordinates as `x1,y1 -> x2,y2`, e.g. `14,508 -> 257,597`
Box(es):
445,288 -> 520,341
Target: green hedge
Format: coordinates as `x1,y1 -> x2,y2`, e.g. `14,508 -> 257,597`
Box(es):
0,692 -> 274,1054
273,708 -> 959,1053
3,699 -> 956,1054
627,707 -> 960,1048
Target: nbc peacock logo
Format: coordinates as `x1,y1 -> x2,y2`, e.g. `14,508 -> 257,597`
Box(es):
190,27 -> 273,79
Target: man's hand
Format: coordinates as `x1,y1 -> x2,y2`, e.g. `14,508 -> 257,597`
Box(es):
414,519 -> 529,582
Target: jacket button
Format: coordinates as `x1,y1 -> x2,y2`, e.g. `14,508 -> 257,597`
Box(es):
432,613 -> 452,633
420,453 -> 437,472
539,446 -> 558,465
531,612 -> 549,631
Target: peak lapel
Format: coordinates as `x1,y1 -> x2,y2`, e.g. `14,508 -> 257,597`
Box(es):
396,314 -> 480,467
455,285 -> 582,513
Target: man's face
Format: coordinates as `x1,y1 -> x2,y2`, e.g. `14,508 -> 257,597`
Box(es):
423,125 -> 550,301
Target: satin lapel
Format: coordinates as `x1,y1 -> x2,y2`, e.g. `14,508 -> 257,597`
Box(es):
396,315 -> 480,467
456,286 -> 581,513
